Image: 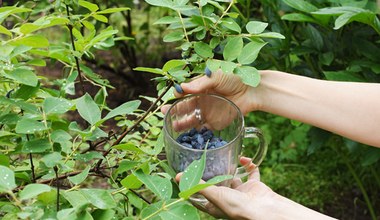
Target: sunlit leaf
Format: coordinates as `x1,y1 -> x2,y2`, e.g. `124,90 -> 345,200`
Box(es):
76,93 -> 101,126
134,170 -> 173,200
0,166 -> 16,193
19,184 -> 51,200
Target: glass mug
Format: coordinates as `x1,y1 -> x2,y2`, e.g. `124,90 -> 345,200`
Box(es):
163,94 -> 267,204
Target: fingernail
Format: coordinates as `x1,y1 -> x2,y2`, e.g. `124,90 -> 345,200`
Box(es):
174,83 -> 183,94
205,66 -> 212,77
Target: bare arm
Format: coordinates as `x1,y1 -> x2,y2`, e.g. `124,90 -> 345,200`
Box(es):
253,70 -> 380,148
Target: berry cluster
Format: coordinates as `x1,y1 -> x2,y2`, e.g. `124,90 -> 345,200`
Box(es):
176,127 -> 228,150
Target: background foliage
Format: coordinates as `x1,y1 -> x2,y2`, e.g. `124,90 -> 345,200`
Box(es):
0,0 -> 379,220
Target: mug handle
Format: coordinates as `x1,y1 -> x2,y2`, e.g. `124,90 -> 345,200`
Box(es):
233,127 -> 267,179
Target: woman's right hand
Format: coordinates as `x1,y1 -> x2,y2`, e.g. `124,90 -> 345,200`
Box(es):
170,70 -> 260,115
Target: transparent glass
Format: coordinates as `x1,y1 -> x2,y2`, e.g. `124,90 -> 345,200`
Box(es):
163,94 -> 267,203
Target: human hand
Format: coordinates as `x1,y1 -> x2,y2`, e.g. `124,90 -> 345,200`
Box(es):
162,70 -> 260,116
176,157 -> 276,220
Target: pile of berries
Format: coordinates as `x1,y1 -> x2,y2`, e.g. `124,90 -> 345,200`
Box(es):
176,127 -> 228,150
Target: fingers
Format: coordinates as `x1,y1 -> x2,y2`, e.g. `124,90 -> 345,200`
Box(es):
180,70 -> 222,95
161,104 -> 171,115
231,178 -> 243,188
248,167 -> 260,181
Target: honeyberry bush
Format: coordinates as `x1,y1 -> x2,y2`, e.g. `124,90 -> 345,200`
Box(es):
0,0 -> 283,219
1,0 -> 380,220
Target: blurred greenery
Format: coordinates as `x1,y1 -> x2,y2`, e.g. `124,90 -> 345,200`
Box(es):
0,0 -> 379,219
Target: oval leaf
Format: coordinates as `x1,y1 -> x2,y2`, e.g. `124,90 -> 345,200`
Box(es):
19,184 -> 51,200
194,42 -> 213,58
234,66 -> 261,87
179,151 -> 206,192
104,100 -> 141,121
238,41 -> 267,65
3,69 -> 38,87
43,97 -> 73,115
80,189 -> 117,209
246,21 -> 268,34
223,37 -> 243,61
68,166 -> 90,185
76,93 -> 101,125
0,166 -> 16,193
15,118 -> 48,134
134,170 -> 173,200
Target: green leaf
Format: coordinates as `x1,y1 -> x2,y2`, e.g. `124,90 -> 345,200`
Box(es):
19,184 -> 51,200
179,151 -> 206,192
43,97 -> 73,115
281,13 -> 317,23
282,0 -> 318,13
22,138 -> 51,153
97,7 -> 130,14
234,66 -> 261,87
80,189 -> 116,209
92,14 -> 108,23
159,203 -> 200,220
238,41 -> 267,64
134,67 -> 164,75
11,35 -> 49,48
220,60 -> 237,74
15,118 -> 48,134
103,100 -> 141,121
323,70 -> 366,82
92,209 -> 115,220
141,199 -> 199,220
0,166 -> 16,193
113,143 -> 144,153
121,174 -> 143,189
79,0 -> 99,12
68,166 -> 90,185
223,37 -> 243,61
0,25 -> 12,36
51,130 -> 72,143
178,175 -> 232,199
163,60 -> 187,72
3,68 -> 38,87
145,0 -> 173,8
154,16 -> 179,25
206,59 -> 221,72
163,31 -> 184,42
134,170 -> 173,200
27,59 -> 46,66
76,93 -> 101,126
13,83 -> 40,100
41,152 -> 62,168
194,42 -> 213,58
255,32 -> 285,39
246,21 -> 268,34
0,154 -> 10,167
221,18 -> 241,33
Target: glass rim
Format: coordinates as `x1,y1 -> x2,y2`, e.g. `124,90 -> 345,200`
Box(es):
163,93 -> 244,152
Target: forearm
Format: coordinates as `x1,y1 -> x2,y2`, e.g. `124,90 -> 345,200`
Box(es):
253,70 -> 380,148
259,193 -> 337,220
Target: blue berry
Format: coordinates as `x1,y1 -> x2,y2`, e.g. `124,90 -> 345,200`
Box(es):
212,44 -> 222,53
205,67 -> 212,77
181,143 -> 193,149
174,83 -> 183,94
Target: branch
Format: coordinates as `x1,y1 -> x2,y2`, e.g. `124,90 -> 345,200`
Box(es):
66,4 -> 85,96
95,81 -> 174,170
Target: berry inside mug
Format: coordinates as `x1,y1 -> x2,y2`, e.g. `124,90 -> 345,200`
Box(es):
163,94 -> 268,204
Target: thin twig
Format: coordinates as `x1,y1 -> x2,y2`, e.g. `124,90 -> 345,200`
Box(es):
66,4 -> 85,96
54,166 -> 60,212
26,135 -> 36,183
